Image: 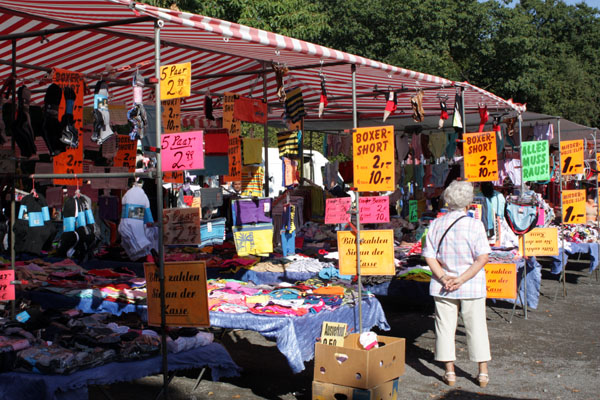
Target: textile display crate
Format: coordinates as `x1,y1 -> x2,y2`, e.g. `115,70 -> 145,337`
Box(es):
312,378 -> 400,400
313,333 -> 405,390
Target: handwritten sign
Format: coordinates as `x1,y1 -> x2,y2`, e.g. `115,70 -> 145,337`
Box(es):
53,69 -> 84,186
485,263 -> 517,299
519,227 -> 559,256
359,196 -> 389,224
560,140 -> 584,175
320,321 -> 347,347
223,92 -> 242,182
562,189 -> 586,224
597,153 -> 600,182
325,198 -> 352,224
144,261 -> 209,327
163,207 -> 201,245
163,171 -> 184,184
160,62 -> 191,100
162,98 -> 181,133
161,130 -> 204,171
521,140 -> 549,182
463,131 -> 498,182
338,230 -> 395,275
409,200 -> 418,222
0,270 -> 15,301
353,126 -> 395,192
114,135 -> 137,172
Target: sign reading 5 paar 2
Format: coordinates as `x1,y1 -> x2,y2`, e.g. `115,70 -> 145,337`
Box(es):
353,126 -> 395,192
160,62 -> 191,100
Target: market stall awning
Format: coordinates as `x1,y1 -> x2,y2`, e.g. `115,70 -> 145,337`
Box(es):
0,0 -> 527,132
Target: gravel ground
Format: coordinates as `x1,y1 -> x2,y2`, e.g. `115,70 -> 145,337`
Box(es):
90,258 -> 600,400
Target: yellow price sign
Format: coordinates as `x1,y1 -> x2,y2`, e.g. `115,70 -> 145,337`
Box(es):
352,126 -> 395,192
337,230 -> 395,276
519,227 -> 559,256
463,131 -> 498,182
596,152 -> 600,181
160,62 -> 191,100
562,189 -> 586,224
560,140 -> 584,175
485,263 -> 517,299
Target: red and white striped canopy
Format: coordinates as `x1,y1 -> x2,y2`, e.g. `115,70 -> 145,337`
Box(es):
0,0 -> 525,132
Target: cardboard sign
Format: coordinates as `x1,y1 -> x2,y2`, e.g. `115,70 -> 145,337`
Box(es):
114,135 -> 137,172
337,230 -> 395,275
562,189 -> 586,224
223,92 -> 242,182
52,69 -> 84,186
519,227 -> 559,256
163,207 -> 201,245
161,131 -> 204,171
463,131 -> 498,182
409,200 -> 418,223
159,62 -> 191,100
320,321 -> 347,347
162,98 -> 181,133
521,140 -> 549,182
144,261 -> 209,327
359,196 -> 389,224
353,126 -> 395,192
485,263 -> 517,299
325,197 -> 352,224
560,140 -> 584,175
0,270 -> 15,301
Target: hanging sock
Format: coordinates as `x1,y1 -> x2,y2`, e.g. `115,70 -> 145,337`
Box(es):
43,83 -> 66,156
438,100 -> 449,129
127,70 -> 147,140
383,91 -> 397,122
452,90 -> 463,130
272,62 -> 289,103
318,74 -> 328,118
478,104 -> 489,132
13,86 -> 37,158
92,80 -> 114,145
410,89 -> 425,122
60,86 -> 79,148
204,95 -> 215,120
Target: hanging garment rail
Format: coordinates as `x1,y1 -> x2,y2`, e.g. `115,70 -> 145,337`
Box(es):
18,172 -> 155,180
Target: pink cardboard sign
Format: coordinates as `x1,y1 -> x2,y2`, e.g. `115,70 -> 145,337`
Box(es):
161,130 -> 204,171
359,196 -> 390,224
325,197 -> 352,224
0,270 -> 15,301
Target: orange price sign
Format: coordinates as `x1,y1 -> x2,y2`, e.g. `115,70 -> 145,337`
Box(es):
562,189 -> 586,224
52,69 -> 84,186
163,171 -> 184,184
162,98 -> 181,133
352,126 -> 395,192
114,135 -> 137,172
337,230 -> 395,276
159,62 -> 191,100
560,140 -> 584,175
223,92 -> 241,182
519,227 -> 559,256
596,152 -> 600,181
485,263 -> 517,299
463,131 -> 498,182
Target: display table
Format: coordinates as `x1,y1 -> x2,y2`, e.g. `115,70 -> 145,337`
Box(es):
209,296 -> 389,373
548,242 -> 599,274
0,343 -> 240,400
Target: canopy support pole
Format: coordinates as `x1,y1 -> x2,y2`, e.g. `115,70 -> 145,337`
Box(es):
262,64 -> 269,196
554,118 -> 566,301
9,39 -> 16,320
351,63 -> 363,334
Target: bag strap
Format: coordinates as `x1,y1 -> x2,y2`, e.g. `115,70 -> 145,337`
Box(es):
436,215 -> 467,256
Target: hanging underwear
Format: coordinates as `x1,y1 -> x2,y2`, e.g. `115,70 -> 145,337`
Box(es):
428,131 -> 447,159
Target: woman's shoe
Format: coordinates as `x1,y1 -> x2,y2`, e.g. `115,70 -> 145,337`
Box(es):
443,371 -> 456,386
478,373 -> 489,388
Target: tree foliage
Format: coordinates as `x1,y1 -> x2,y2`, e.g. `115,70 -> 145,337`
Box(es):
146,0 -> 600,128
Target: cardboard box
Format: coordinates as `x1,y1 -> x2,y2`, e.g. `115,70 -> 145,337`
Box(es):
312,378 -> 400,400
314,333 -> 405,389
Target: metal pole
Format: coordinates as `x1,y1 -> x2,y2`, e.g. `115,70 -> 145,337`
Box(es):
262,66 -> 269,196
555,118 -> 566,300
518,113 -> 524,195
24,172 -> 154,179
10,39 -> 16,319
351,64 -> 362,333
154,19 -> 169,400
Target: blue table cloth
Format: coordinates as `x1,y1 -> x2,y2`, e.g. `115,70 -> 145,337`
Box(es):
0,343 -> 240,400
548,242 -> 599,274
209,296 -> 390,373
497,257 -> 542,310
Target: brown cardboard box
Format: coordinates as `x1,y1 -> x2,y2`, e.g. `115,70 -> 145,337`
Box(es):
312,378 -> 400,400
313,333 -> 405,389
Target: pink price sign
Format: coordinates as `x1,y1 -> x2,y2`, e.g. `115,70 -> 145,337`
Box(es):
325,197 -> 352,224
359,196 -> 390,224
161,130 -> 204,171
0,270 -> 15,301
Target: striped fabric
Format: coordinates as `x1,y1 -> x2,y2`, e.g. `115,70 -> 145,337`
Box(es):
277,131 -> 299,158
284,87 -> 306,123
241,165 -> 264,197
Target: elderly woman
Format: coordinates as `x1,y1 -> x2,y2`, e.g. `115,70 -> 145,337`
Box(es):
422,180 -> 492,388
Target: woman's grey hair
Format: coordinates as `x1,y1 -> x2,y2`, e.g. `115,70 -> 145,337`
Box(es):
443,180 -> 474,210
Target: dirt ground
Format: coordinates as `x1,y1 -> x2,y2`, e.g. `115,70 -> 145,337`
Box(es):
89,258 -> 600,400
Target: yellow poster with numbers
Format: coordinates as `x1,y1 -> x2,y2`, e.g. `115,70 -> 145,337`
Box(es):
560,140 -> 584,175
562,190 -> 586,224
160,62 -> 191,100
353,126 -> 395,192
463,131 -> 498,182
